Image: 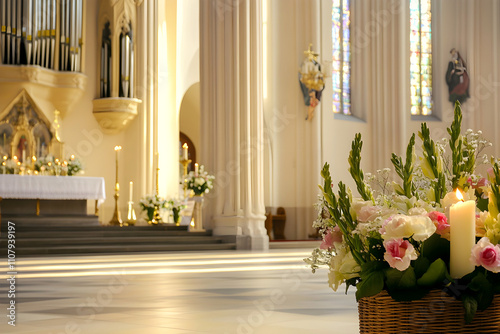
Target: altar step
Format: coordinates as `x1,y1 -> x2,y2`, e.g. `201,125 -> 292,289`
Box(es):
0,217 -> 236,255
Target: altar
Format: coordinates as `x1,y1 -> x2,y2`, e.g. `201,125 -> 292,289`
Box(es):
0,174 -> 106,221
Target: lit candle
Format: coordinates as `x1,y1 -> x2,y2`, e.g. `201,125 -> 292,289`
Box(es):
129,181 -> 133,202
22,149 -> 26,164
182,143 -> 188,160
194,163 -> 199,176
2,162 -> 5,174
450,189 -> 476,278
70,154 -> 75,161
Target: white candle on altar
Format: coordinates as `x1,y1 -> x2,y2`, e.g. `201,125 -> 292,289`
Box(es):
155,152 -> 159,168
182,143 -> 188,160
22,150 -> 26,164
450,189 -> 476,278
129,181 -> 133,202
194,163 -> 199,176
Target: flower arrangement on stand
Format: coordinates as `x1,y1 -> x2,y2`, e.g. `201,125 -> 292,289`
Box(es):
305,102 -> 500,328
185,165 -> 215,196
139,194 -> 167,224
167,198 -> 187,225
185,165 -> 214,231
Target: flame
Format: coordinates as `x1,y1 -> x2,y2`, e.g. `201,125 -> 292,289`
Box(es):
455,189 -> 464,202
183,143 -> 188,149
114,146 -> 122,151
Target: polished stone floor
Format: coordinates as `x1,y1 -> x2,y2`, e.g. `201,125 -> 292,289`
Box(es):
0,249 -> 359,333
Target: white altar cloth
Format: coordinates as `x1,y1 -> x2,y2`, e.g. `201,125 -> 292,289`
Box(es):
0,175 -> 106,204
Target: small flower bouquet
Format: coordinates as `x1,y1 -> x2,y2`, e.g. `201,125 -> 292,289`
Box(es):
167,198 -> 187,224
306,102 -> 500,325
140,194 -> 167,222
186,165 -> 215,196
67,155 -> 83,176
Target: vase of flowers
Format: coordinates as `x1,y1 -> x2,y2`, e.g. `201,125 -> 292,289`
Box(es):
305,101 -> 500,332
140,194 -> 167,224
167,198 -> 186,225
185,165 -> 215,196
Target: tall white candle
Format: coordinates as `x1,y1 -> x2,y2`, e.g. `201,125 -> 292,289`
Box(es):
194,163 -> 199,176
450,190 -> 476,278
182,143 -> 188,160
22,149 -> 26,164
129,181 -> 133,202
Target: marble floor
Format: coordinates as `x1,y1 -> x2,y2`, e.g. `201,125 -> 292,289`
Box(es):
0,249 -> 359,334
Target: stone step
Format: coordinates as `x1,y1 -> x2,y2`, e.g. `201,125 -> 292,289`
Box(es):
2,242 -> 237,256
1,235 -> 225,247
1,215 -> 100,227
1,229 -> 211,238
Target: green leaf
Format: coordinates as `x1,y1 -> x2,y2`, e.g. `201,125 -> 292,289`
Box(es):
463,294 -> 478,324
355,270 -> 384,301
385,267 -> 417,290
413,256 -> 430,278
468,273 -> 494,311
422,234 -> 450,263
417,258 -> 449,287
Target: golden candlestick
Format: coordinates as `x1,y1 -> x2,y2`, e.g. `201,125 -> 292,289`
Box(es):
126,201 -> 137,226
109,146 -> 123,226
150,166 -> 163,224
180,158 -> 191,198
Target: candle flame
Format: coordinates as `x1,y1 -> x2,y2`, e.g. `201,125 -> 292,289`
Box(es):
32,156 -> 36,161
114,146 -> 122,151
183,143 -> 188,149
2,156 -> 7,160
455,189 -> 464,202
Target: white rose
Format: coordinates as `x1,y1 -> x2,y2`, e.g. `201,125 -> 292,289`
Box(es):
409,215 -> 436,241
328,243 -> 360,291
382,214 -> 436,241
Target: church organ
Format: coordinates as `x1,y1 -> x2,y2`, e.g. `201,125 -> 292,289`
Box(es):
0,0 -> 84,71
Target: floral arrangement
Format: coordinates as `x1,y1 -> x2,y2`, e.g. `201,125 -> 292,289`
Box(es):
67,155 -> 83,176
1,158 -> 18,174
186,165 -> 215,196
32,154 -> 83,176
305,102 -> 500,323
140,194 -> 168,221
167,198 -> 187,223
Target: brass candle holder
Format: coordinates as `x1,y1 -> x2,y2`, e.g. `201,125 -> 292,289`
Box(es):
125,201 -> 137,226
150,167 -> 163,224
109,146 -> 123,226
180,158 -> 191,198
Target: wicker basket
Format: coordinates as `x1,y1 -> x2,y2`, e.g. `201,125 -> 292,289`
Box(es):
358,290 -> 500,333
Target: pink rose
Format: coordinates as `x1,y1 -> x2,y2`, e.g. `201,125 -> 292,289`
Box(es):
428,211 -> 450,238
383,239 -> 418,271
471,237 -> 500,273
320,226 -> 343,250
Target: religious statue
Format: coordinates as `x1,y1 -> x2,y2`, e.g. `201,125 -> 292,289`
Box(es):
446,48 -> 470,104
299,44 -> 325,121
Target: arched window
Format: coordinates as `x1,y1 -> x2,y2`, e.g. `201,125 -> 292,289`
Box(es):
332,0 -> 351,115
410,0 -> 432,115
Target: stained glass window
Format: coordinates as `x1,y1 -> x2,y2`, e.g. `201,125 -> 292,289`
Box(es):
332,0 -> 351,115
410,0 -> 432,115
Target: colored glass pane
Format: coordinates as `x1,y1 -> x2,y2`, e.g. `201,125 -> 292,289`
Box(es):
410,0 -> 432,115
332,0 -> 351,115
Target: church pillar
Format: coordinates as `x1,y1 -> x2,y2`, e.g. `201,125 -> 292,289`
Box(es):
200,0 -> 269,250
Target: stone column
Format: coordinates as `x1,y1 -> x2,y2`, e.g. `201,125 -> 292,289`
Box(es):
200,0 -> 269,250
